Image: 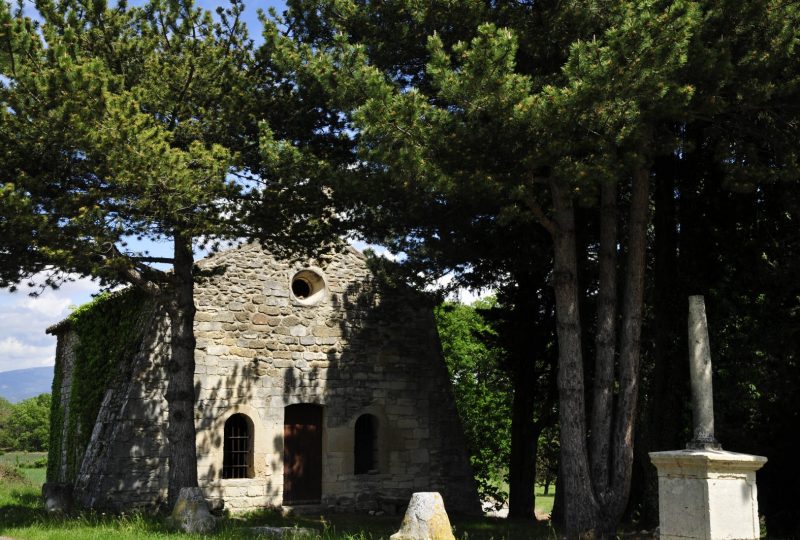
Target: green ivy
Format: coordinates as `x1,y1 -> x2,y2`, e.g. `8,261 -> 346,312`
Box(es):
50,288 -> 153,484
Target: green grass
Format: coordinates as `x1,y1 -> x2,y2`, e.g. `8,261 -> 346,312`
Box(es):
534,484 -> 555,515
0,453 -> 553,539
0,493 -> 554,540
0,451 -> 48,484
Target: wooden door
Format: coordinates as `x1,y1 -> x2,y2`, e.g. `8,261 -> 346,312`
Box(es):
283,404 -> 323,504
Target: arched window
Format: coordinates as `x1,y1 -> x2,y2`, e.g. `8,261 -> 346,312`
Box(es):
223,414 -> 252,479
354,414 -> 378,474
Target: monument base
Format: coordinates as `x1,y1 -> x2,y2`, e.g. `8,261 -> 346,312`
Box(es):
649,449 -> 767,540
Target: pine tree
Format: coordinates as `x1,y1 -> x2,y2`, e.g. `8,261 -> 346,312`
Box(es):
263,0 -> 800,534
1,0 -> 286,513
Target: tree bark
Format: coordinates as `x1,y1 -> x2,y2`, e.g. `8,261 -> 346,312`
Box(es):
165,233 -> 200,507
605,166 -> 651,526
533,169 -> 651,535
550,457 -> 565,528
589,178 -> 618,501
548,179 -> 601,534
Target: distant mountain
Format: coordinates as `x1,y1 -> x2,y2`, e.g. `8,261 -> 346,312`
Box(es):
0,366 -> 54,403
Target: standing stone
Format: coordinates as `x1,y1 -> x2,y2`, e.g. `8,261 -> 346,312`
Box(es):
390,492 -> 455,540
167,487 -> 216,534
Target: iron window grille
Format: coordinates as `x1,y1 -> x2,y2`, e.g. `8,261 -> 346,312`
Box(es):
223,414 -> 251,479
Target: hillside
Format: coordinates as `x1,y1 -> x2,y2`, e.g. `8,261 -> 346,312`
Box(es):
0,366 -> 53,403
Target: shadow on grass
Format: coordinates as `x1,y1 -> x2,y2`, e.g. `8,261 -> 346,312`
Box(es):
0,487 -> 47,529
1,481 -> 554,539
453,516 -> 555,540
236,511 -> 554,540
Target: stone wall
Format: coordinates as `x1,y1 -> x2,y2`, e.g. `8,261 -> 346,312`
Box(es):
49,243 -> 480,515
51,331 -> 78,483
49,300 -> 173,509
72,304 -> 172,509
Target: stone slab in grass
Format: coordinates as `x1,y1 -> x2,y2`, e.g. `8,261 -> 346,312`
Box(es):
248,526 -> 317,538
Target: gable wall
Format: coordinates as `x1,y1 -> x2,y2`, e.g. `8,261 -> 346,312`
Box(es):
49,244 -> 479,515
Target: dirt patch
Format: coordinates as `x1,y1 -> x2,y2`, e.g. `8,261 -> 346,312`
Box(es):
0,463 -> 28,484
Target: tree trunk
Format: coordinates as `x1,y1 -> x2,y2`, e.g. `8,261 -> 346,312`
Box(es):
508,361 -> 539,519
536,169 -> 651,535
165,233 -> 200,507
549,179 -> 601,534
550,457 -> 565,528
589,179 -> 618,501
604,166 -> 651,527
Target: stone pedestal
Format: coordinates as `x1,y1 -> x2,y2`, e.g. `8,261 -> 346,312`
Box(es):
650,449 -> 766,540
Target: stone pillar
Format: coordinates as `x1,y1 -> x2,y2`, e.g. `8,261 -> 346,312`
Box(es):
687,296 -> 719,450
649,451 -> 766,540
649,296 -> 767,540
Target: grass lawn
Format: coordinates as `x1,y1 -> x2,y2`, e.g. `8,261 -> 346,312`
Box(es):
0,452 -> 48,485
0,456 -> 554,540
0,454 -> 670,539
534,484 -> 555,515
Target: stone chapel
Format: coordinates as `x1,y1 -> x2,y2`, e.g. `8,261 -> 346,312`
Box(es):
46,243 -> 479,515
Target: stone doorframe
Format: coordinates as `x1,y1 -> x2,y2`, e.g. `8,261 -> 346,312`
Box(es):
197,403 -> 270,482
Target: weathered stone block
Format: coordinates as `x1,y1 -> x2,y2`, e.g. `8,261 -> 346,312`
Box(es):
206,345 -> 229,356
313,326 -> 343,337
390,492 -> 454,540
289,325 -> 308,337
167,487 -> 216,534
251,313 -> 270,325
650,449 -> 766,540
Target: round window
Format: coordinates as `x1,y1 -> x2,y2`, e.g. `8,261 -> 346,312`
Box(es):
290,269 -> 326,305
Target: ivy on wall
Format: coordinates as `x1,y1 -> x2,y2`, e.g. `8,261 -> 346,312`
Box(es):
47,288 -> 153,483
47,351 -> 63,482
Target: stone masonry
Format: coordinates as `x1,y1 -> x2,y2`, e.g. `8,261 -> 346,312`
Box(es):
48,243 -> 480,515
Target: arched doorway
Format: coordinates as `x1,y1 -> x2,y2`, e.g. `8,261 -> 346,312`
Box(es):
283,404 -> 323,504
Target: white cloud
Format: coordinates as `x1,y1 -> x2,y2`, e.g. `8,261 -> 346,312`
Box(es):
349,240 -> 404,262
0,273 -> 101,373
19,294 -> 73,316
0,336 -> 55,372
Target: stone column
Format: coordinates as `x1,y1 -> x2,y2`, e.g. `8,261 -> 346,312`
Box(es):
687,296 -> 720,450
649,295 -> 767,540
